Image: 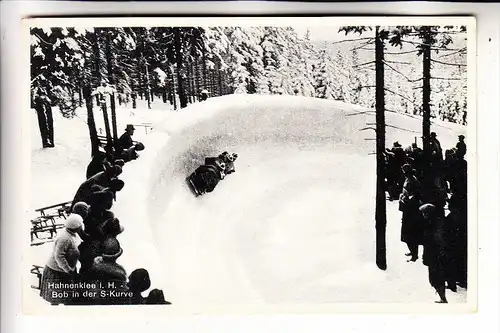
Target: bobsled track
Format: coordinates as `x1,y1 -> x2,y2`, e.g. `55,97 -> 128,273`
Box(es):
114,94 -> 466,308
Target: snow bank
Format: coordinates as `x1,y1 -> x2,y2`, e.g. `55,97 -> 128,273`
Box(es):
136,95 -> 466,307
29,95 -> 467,311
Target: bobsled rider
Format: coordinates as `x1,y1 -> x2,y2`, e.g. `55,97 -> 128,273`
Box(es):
219,151 -> 238,174
188,159 -> 226,195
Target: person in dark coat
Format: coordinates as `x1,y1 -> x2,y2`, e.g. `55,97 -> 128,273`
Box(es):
145,289 -> 172,305
89,237 -> 127,282
118,124 -> 135,151
399,164 -> 423,262
386,142 -> 406,200
429,132 -> 443,162
78,190 -> 115,276
420,203 -> 455,303
409,143 -> 425,178
71,166 -> 122,209
127,268 -> 151,305
86,237 -> 129,305
456,135 -> 466,159
86,150 -> 112,179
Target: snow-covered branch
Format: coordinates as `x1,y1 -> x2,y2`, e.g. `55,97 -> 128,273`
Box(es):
330,37 -> 374,45
436,47 -> 467,59
353,60 -> 376,68
385,59 -> 412,65
430,59 -> 467,67
383,61 -> 423,83
385,49 -> 419,55
430,76 -> 463,81
384,88 -> 415,104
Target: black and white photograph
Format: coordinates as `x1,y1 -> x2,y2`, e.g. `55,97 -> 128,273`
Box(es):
24,16 -> 475,312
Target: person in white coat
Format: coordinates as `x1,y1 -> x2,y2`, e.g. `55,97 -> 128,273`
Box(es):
39,214 -> 83,305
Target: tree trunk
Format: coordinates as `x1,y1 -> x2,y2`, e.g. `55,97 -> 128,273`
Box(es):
162,90 -> 167,103
78,86 -> 83,107
202,46 -> 208,89
100,96 -> 113,150
175,29 -> 187,108
46,103 -> 54,146
92,30 -> 102,107
375,26 -> 387,271
144,57 -> 151,109
171,66 -> 178,110
422,27 -> 432,160
35,98 -> 50,148
83,86 -> 100,157
105,32 -> 119,150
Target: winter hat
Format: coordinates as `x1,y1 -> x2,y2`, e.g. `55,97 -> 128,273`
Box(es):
419,203 -> 436,216
108,165 -> 123,177
128,268 -> 151,292
146,289 -> 171,305
114,159 -> 125,167
90,184 -> 105,194
65,213 -> 84,230
99,217 -> 125,237
72,202 -> 89,219
110,178 -> 125,192
101,237 -> 123,260
134,142 -> 145,151
401,164 -> 412,173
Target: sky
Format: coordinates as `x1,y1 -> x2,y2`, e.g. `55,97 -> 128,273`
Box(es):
293,26 -> 369,42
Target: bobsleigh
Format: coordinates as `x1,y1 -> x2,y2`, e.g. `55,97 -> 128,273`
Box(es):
186,151 -> 238,196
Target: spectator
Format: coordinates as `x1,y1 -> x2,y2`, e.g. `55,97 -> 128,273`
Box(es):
429,132 -> 443,162
86,150 -> 112,179
88,237 -> 127,284
145,289 -> 171,305
399,164 -> 423,262
118,124 -> 135,152
40,214 -> 83,305
456,135 -> 466,158
127,268 -> 151,305
71,165 -> 122,209
419,203 -> 454,303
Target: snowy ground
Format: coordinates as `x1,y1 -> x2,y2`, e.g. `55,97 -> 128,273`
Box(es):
26,95 -> 467,311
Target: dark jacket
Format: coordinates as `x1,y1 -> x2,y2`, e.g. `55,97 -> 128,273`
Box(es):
72,171 -> 114,208
89,256 -> 127,283
86,156 -> 112,179
118,132 -> 134,151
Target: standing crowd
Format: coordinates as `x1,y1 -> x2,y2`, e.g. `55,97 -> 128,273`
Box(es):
386,133 -> 467,303
39,125 -> 171,306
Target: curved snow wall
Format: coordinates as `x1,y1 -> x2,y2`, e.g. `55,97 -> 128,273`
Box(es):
139,95 -> 465,304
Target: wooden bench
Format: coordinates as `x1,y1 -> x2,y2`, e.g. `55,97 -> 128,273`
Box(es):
31,265 -> 44,290
31,216 -> 65,243
31,201 -> 71,243
97,135 -> 139,148
34,201 -> 72,218
134,122 -> 154,134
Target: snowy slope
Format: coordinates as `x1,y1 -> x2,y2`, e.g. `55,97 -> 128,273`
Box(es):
28,95 -> 467,311
128,95 -> 466,307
